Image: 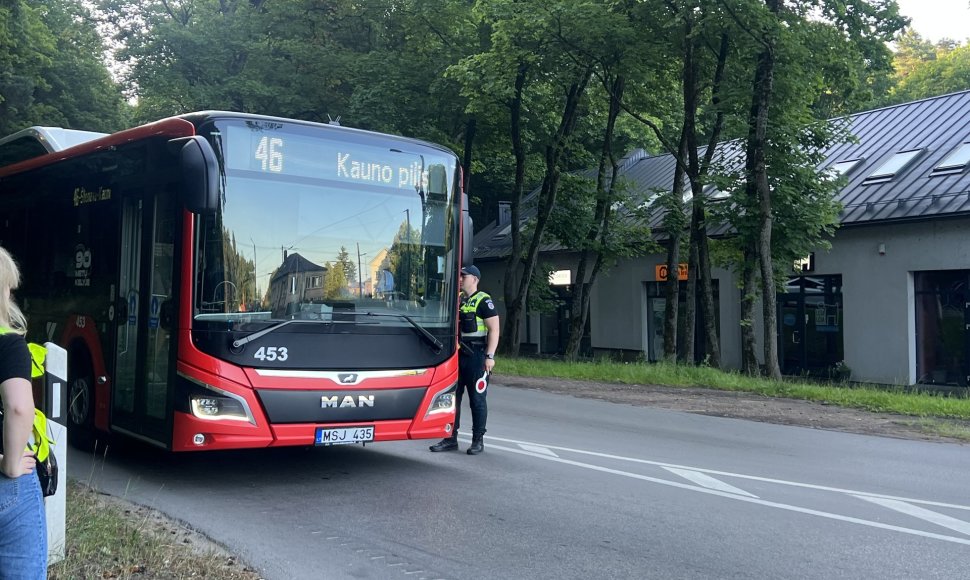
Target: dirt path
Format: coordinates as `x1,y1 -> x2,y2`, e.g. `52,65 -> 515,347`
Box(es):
496,374 -> 970,444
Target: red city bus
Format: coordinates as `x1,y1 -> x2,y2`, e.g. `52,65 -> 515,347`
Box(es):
0,112 -> 471,451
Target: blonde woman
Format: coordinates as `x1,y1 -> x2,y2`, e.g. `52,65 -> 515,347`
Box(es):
0,246 -> 47,578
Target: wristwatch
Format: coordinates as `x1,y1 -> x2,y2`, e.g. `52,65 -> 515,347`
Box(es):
485,353 -> 495,360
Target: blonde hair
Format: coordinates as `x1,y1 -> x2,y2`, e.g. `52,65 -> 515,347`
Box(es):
0,246 -> 27,335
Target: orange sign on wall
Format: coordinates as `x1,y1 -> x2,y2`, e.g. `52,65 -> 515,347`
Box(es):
655,263 -> 688,281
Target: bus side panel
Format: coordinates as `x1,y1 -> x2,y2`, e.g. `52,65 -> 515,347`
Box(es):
60,315 -> 111,432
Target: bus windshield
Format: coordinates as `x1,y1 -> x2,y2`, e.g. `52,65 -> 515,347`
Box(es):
193,118 -> 460,334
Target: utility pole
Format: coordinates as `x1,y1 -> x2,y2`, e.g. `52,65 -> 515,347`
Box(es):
404,209 -> 411,299
251,238 -> 258,302
356,242 -> 364,297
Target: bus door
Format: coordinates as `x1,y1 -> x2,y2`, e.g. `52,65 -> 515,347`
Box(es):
113,189 -> 177,446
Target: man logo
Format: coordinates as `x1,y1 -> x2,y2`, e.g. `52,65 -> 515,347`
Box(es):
338,373 -> 359,384
321,395 -> 375,408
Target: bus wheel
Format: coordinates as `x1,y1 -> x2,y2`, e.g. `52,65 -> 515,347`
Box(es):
67,361 -> 96,450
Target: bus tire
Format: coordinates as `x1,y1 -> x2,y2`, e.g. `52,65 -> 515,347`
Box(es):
67,352 -> 97,450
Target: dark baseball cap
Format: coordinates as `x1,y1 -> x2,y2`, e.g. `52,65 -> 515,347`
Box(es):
460,265 -> 481,279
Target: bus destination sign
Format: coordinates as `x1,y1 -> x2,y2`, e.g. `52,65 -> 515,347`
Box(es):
225,124 -> 444,192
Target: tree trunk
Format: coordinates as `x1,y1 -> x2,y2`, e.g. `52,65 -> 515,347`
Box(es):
681,22 -> 725,369
461,116 -> 476,196
696,206 -> 720,367
740,245 -> 760,375
564,75 -> 624,360
692,34 -> 730,371
746,0 -> 782,380
662,128 -> 690,363
500,63 -> 529,356
505,69 -> 592,354
683,236 -> 697,364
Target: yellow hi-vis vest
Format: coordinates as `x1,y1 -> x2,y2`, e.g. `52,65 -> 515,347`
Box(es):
460,292 -> 490,338
0,327 -> 52,462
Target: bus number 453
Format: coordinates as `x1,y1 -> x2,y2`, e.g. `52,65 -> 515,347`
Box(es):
254,346 -> 288,361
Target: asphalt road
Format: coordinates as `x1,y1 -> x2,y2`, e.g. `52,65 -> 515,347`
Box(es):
70,383 -> 970,579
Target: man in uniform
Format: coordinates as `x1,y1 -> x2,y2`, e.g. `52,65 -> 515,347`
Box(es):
429,265 -> 499,455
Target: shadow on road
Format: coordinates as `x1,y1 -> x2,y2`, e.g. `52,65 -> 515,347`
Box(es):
71,435 -> 464,494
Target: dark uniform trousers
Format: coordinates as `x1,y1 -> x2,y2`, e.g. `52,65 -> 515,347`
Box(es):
455,342 -> 488,436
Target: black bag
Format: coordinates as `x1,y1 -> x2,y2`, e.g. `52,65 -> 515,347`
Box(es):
36,452 -> 57,497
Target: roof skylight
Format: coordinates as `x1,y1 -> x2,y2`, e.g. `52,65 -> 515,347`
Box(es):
934,142 -> 970,173
865,149 -> 924,182
828,158 -> 863,177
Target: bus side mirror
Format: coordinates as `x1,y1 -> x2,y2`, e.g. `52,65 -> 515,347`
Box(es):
171,136 -> 219,214
462,192 -> 473,267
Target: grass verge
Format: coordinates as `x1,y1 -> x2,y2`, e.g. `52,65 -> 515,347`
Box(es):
49,481 -> 260,580
500,357 -> 970,420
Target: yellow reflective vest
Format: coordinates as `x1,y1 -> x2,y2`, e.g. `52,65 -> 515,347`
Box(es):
460,292 -> 491,338
0,327 -> 52,462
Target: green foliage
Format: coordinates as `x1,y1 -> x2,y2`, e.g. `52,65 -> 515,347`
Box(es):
50,483 -> 259,580
385,220 -> 423,301
83,0 -> 912,328
890,43 -> 970,103
323,261 -> 348,300
549,172 -> 656,266
525,262 -> 558,314
0,1 -> 127,135
709,0 -> 902,285
335,246 -> 357,284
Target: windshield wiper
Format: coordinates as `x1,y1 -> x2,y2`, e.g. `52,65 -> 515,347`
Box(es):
354,311 -> 444,353
231,319 -> 346,348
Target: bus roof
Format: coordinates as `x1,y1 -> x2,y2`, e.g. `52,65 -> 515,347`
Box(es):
0,126 -> 108,153
0,118 -> 196,179
176,111 -> 458,157
0,127 -> 108,169
0,111 -> 457,180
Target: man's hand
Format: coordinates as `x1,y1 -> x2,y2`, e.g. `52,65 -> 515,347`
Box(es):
0,450 -> 36,478
485,357 -> 495,373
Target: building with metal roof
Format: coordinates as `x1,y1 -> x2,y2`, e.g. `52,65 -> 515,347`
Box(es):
472,90 -> 970,386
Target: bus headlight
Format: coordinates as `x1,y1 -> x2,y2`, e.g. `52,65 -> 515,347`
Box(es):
178,373 -> 256,424
191,395 -> 249,421
425,383 -> 456,417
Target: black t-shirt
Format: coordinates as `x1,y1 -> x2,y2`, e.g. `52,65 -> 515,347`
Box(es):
0,333 -> 31,384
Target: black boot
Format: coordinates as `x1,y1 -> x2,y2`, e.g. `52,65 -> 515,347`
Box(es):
466,435 -> 484,455
429,436 -> 458,452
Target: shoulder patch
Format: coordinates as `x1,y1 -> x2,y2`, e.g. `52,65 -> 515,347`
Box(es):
485,299 -> 495,310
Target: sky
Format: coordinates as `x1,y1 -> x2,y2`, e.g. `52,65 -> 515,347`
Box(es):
895,0 -> 970,42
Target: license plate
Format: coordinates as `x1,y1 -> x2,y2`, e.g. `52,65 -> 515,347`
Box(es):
315,426 -> 374,446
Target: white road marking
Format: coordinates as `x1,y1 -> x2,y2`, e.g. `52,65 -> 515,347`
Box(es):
518,444 -> 559,457
663,467 -> 758,498
855,496 -> 970,537
478,435 -> 970,512
467,436 -> 970,546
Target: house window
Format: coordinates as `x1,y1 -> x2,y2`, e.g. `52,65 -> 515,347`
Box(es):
779,275 -> 843,378
549,270 -> 571,286
645,280 -> 720,363
864,149 -> 924,183
290,276 -> 296,295
933,142 -> 970,174
915,271 -> 968,386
